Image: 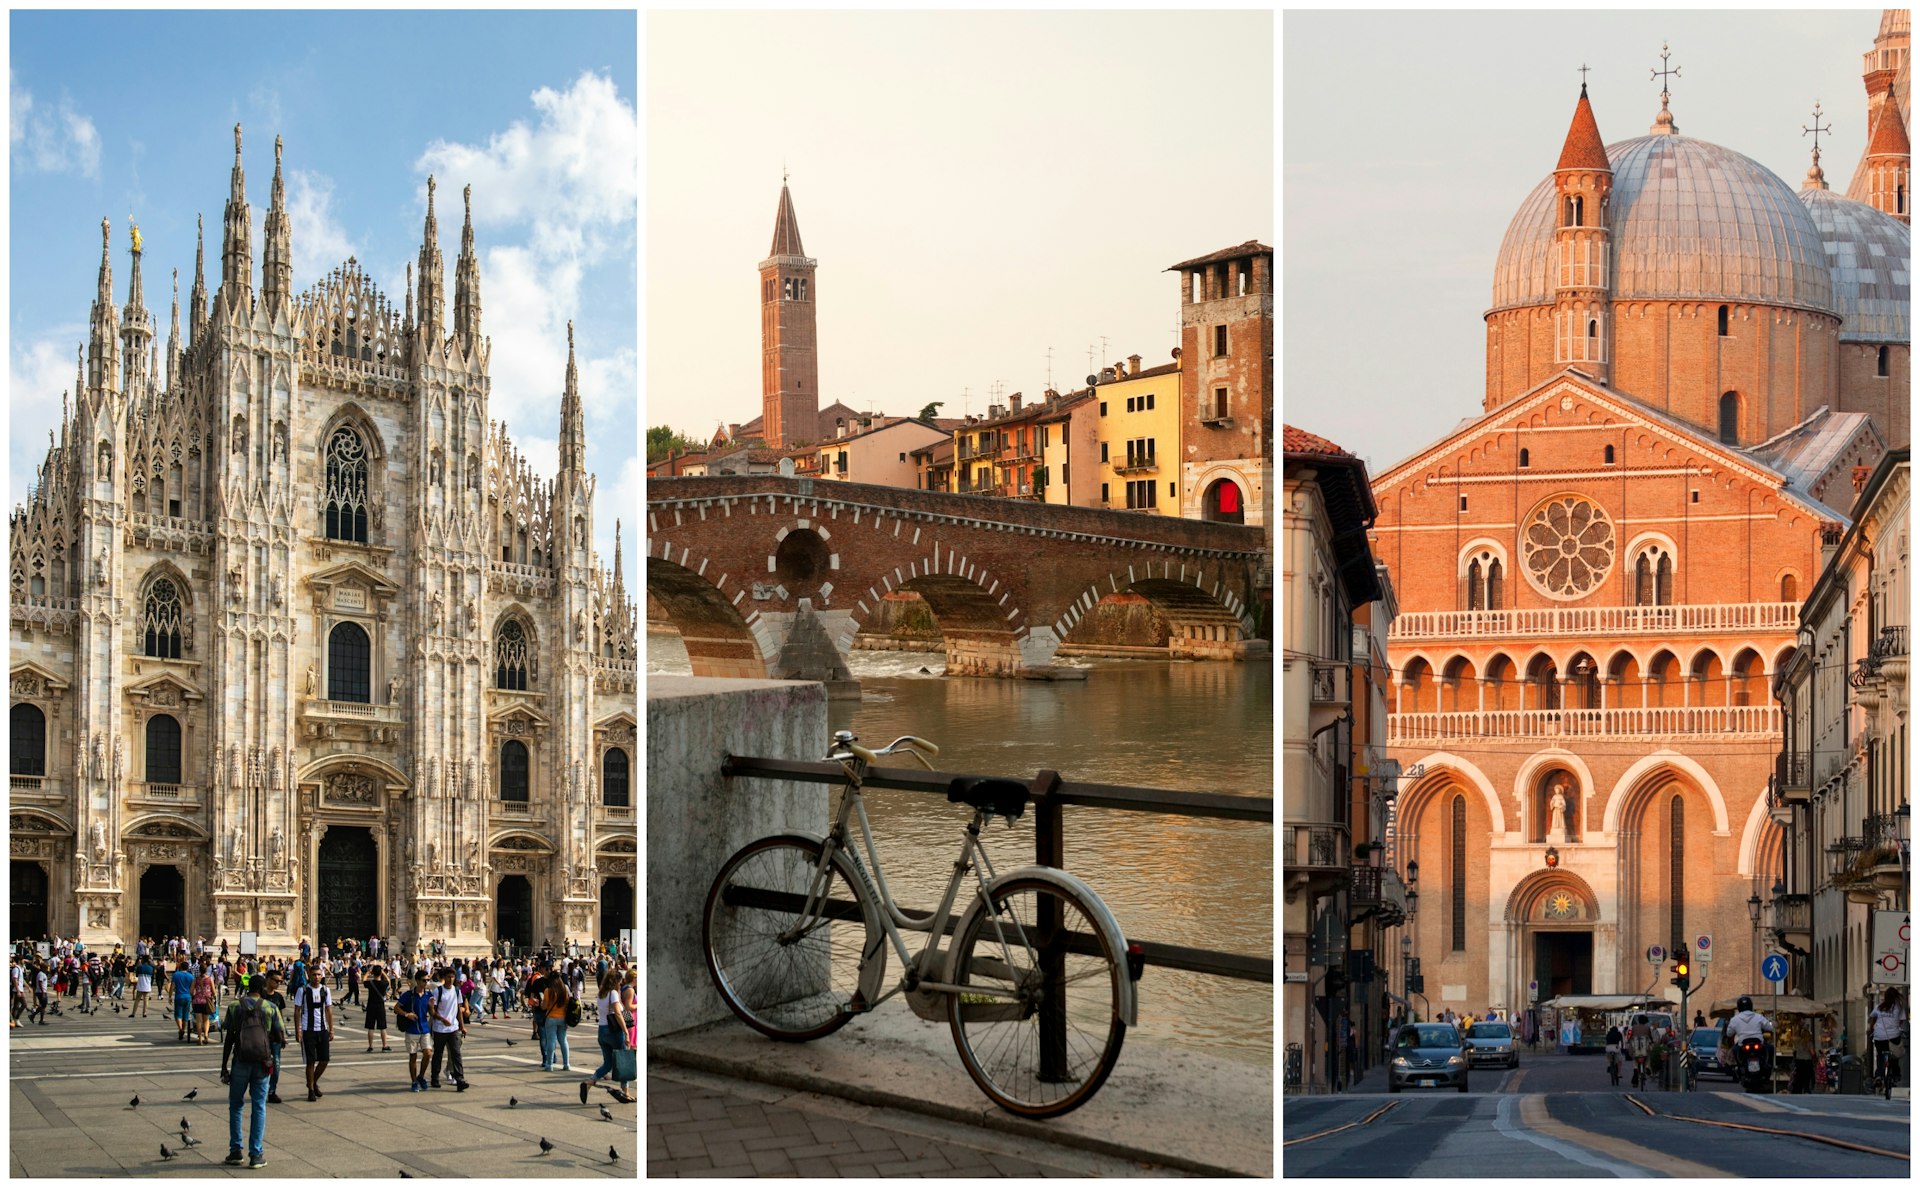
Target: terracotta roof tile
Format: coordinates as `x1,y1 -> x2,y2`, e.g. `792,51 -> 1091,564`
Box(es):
1867,89 -> 1910,157
1283,424 -> 1352,457
1556,87 -> 1610,172
1167,240 -> 1272,271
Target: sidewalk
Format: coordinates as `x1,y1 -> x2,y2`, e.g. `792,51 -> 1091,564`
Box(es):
9,995 -> 634,1177
650,1012 -> 1272,1177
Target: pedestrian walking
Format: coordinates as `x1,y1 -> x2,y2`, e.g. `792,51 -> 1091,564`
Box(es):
363,960 -> 391,1052
293,976 -> 334,1101
132,953 -> 155,1017
428,967 -> 470,1091
169,959 -> 194,1040
396,970 -> 434,1091
218,975 -> 285,1169
537,960 -> 571,1072
582,968 -> 636,1104
258,969 -> 288,1104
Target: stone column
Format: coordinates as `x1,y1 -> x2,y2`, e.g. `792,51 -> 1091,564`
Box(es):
308,824 -> 329,947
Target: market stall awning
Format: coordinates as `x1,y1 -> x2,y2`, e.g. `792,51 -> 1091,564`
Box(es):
1707,995 -> 1831,1017
1539,995 -> 1671,1011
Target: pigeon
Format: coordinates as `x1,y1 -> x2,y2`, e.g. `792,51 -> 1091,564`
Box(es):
182,1088 -> 198,1102
537,1137 -> 554,1156
509,1096 -> 519,1108
180,1133 -> 201,1149
398,1170 -> 414,1179
607,1146 -> 619,1164
503,1038 -> 515,1047
160,1144 -> 176,1161
179,1117 -> 190,1132
129,1094 -> 141,1109
598,1104 -> 613,1122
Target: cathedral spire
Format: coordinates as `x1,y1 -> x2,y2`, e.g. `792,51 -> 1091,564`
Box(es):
415,175 -> 446,341
221,124 -> 254,311
121,223 -> 154,402
1557,84 -> 1610,171
262,134 -> 292,311
189,213 -> 209,343
1552,85 -> 1614,385
558,320 -> 586,476
167,269 -> 183,391
769,178 -> 806,257
454,183 -> 482,350
612,519 -> 625,595
87,218 -> 120,399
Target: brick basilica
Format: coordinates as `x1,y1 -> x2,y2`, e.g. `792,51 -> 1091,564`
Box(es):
9,127 -> 639,955
1370,18 -> 1909,1014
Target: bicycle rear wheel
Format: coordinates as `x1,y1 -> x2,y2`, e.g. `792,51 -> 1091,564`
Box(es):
947,878 -> 1125,1118
704,836 -> 874,1042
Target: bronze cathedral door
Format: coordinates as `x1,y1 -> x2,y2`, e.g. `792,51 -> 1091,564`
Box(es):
317,827 -> 378,944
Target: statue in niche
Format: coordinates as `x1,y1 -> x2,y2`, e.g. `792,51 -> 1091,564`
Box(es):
426,841 -> 437,870
1548,778 -> 1570,842
272,423 -> 287,461
90,734 -> 104,781
430,594 -> 443,631
227,824 -> 241,866
574,608 -> 587,642
405,834 -> 416,862
95,550 -> 109,587
89,820 -> 106,863
268,827 -> 284,868
270,575 -> 283,606
464,598 -> 478,632
306,664 -> 318,697
112,737 -> 122,783
387,675 -> 400,705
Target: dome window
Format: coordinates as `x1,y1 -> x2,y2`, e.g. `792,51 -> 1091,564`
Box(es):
1717,305 -> 1730,337
1718,392 -> 1740,445
1878,346 -> 1890,377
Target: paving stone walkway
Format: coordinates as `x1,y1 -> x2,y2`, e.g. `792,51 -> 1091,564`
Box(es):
647,1066 -> 1184,1178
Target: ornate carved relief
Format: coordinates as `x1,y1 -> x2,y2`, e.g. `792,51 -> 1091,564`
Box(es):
325,773 -> 378,804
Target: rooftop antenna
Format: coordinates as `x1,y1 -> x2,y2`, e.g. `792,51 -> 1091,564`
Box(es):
961,385 -> 971,419
1099,335 -> 1110,370
1046,346 -> 1054,392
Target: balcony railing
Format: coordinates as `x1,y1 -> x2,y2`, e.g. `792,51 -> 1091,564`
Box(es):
1310,660 -> 1350,706
599,803 -> 634,820
10,774 -> 50,794
1349,864 -> 1408,926
1114,458 -> 1159,475
1769,892 -> 1811,938
1285,822 -> 1349,876
1388,704 -> 1781,742
1388,602 -> 1798,642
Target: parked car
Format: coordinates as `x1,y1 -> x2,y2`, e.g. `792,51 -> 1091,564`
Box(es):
1688,1026 -> 1730,1080
1389,1023 -> 1470,1093
1463,1021 -> 1519,1069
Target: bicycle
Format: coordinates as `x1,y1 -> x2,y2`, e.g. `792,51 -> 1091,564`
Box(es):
703,731 -> 1140,1118
1871,1039 -> 1903,1100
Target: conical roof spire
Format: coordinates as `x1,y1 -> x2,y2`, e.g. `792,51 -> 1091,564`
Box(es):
415,175 -> 445,338
1867,84 -> 1911,156
454,182 -> 482,348
87,218 -> 120,398
262,134 -> 292,311
221,123 -> 254,308
189,213 -> 208,341
768,179 -> 806,257
1557,85 -> 1611,171
167,268 -> 183,391
558,320 -> 585,475
612,519 -> 625,593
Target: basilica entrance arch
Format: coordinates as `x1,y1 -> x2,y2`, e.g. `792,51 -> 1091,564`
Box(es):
11,861 -> 49,939
1503,869 -> 1605,1008
316,827 -> 378,945
138,865 -> 186,941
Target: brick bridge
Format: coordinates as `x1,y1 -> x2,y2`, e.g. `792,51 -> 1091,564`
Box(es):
647,476 -> 1268,682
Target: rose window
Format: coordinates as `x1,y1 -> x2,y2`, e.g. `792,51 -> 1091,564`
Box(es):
1522,495 -> 1614,598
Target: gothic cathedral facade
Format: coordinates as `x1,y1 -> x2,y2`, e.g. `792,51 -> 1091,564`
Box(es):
10,127 -> 639,955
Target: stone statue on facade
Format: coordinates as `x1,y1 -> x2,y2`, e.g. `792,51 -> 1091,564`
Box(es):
306,663 -> 318,697
89,820 -> 106,863
387,675 -> 400,705
1548,780 -> 1569,841
90,733 -> 104,781
269,826 -> 284,868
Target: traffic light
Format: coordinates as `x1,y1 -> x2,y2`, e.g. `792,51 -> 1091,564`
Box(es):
1670,959 -> 1690,993
1325,966 -> 1349,996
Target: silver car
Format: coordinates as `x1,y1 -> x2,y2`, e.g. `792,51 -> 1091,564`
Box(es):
1388,1023 -> 1470,1093
1463,1021 -> 1519,1069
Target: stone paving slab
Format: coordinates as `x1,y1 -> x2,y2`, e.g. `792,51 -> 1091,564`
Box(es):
9,995 -> 635,1177
649,1011 -> 1272,1177
649,1063 -> 1188,1177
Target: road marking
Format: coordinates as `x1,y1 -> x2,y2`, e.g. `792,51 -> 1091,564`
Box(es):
1282,1100 -> 1400,1148
1520,1094 -> 1735,1178
1493,1094 -> 1653,1178
1640,1107 -> 1909,1163
1502,1067 -> 1529,1093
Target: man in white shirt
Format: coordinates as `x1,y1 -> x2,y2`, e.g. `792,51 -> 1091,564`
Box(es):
428,967 -> 470,1091
293,978 -> 334,1102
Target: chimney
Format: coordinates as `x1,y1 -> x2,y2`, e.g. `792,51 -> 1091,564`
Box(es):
1172,346 -> 1182,362
1852,464 -> 1873,494
729,422 -> 742,440
1010,392 -> 1022,414
1128,353 -> 1142,376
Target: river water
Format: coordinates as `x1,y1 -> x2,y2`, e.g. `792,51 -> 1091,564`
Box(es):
649,633 -> 1273,1064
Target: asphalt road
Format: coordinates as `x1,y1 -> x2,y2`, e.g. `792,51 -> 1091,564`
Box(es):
1284,1049 -> 1908,1178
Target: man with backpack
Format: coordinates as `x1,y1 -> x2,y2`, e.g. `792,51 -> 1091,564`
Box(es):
428,966 -> 471,1091
219,975 -> 285,1170
293,971 -> 335,1102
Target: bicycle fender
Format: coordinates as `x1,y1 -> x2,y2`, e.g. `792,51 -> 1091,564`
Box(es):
947,865 -> 1137,1028
741,832 -> 890,1006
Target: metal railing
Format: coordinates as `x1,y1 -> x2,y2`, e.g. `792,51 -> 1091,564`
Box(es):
1285,822 -> 1349,874
1776,753 -> 1811,792
719,753 -> 1272,983
1769,892 -> 1811,936
1388,601 -> 1798,641
1310,660 -> 1350,706
1873,625 -> 1907,662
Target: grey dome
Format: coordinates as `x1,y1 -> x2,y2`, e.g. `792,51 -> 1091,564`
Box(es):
1798,187 -> 1910,344
1491,135 -> 1836,317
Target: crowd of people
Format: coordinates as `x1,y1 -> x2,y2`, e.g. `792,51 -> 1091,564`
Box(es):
11,934 -> 637,1170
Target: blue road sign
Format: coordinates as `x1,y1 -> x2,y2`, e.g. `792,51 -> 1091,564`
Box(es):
1761,954 -> 1788,984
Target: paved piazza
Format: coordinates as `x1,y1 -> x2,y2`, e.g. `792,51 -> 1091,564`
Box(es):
9,995 -> 634,1177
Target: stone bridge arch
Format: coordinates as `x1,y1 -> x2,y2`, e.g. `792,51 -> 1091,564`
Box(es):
1059,561 -> 1260,661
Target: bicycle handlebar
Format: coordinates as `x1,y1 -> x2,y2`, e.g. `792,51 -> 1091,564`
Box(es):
831,734 -> 939,769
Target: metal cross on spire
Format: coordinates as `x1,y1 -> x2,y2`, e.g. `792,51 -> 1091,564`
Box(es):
1650,41 -> 1681,111
1802,101 -> 1831,157
1578,63 -> 1591,91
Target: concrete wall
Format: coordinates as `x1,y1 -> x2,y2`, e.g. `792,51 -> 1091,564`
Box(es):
646,676 -> 828,1037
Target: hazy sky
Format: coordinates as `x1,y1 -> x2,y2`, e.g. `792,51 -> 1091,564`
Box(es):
10,10 -> 638,576
647,9 -> 1273,438
1285,9 -> 1885,478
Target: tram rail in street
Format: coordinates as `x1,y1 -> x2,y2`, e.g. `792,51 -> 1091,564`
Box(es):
1622,1094 -> 1909,1164
1281,1100 -> 1400,1148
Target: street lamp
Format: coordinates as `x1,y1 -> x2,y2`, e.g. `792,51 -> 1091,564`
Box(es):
1747,892 -> 1762,924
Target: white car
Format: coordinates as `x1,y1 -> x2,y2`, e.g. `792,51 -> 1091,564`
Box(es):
1462,1021 -> 1519,1069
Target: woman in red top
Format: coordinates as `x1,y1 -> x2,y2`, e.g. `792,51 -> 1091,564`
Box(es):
191,963 -> 217,1044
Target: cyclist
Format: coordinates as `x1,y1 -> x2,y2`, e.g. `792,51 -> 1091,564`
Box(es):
1627,1013 -> 1655,1088
1604,1023 -> 1624,1086
1868,987 -> 1905,1098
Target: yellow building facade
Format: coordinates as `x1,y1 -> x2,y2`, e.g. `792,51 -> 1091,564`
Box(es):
1092,358 -> 1183,512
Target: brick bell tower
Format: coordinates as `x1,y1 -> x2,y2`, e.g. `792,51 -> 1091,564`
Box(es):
1552,82 -> 1614,386
759,178 -> 818,449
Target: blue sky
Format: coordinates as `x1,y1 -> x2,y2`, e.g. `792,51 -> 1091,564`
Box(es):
10,9 -> 637,578
1285,9 -> 1888,476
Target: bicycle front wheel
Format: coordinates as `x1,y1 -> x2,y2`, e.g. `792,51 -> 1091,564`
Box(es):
704,836 -> 874,1042
947,878 -> 1126,1118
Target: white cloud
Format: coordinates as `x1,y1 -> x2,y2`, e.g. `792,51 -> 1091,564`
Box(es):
10,74 -> 101,179
286,169 -> 361,289
8,331 -> 85,507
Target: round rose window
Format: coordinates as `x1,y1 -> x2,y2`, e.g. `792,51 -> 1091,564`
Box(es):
1522,494 -> 1614,599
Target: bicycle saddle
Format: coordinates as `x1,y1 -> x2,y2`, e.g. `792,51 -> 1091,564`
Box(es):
946,777 -> 1029,819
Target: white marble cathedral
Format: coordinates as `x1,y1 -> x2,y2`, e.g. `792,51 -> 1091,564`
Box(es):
9,127 -> 639,955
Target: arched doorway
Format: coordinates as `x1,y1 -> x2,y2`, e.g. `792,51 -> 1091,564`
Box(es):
599,877 -> 634,942
11,861 -> 49,940
139,865 -> 187,940
497,876 -> 533,950
316,827 -> 377,945
1202,477 -> 1246,524
1505,872 -> 1601,1006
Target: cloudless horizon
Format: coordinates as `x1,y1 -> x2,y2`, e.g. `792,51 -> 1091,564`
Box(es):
1285,9 -> 1886,478
647,9 -> 1272,442
10,9 -> 638,576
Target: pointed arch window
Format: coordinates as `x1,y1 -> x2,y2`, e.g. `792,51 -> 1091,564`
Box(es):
602,747 -> 630,808
1668,795 -> 1685,953
323,426 -> 371,543
500,740 -> 530,802
10,703 -> 46,777
1451,795 -> 1467,952
1780,574 -> 1798,605
328,621 -> 372,703
1878,346 -> 1890,377
145,714 -> 182,784
495,619 -> 531,691
143,578 -> 184,659
1718,392 -> 1740,444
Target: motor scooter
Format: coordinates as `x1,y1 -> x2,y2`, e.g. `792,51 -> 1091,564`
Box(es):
1735,1034 -> 1774,1094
